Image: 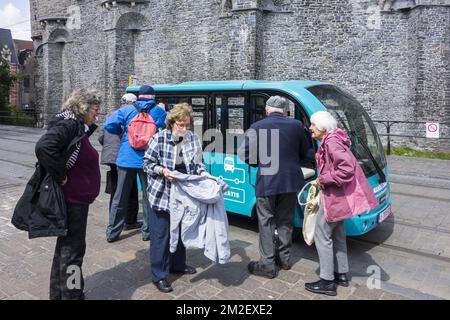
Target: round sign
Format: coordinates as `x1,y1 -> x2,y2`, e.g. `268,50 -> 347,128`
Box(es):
427,124 -> 438,133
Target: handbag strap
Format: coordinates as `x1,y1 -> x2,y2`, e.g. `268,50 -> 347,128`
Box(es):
297,181 -> 317,206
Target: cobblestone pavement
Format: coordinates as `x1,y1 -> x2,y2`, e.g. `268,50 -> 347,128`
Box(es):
0,125 -> 449,300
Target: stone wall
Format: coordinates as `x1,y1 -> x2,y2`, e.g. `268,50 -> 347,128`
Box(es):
31,0 -> 450,151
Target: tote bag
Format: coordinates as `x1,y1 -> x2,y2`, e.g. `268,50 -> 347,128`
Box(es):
298,181 -> 321,246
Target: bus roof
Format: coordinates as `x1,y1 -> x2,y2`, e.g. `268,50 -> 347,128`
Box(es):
127,80 -> 327,92
127,80 -> 331,115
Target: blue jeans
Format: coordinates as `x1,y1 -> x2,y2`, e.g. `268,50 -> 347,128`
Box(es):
106,167 -> 150,240
149,207 -> 186,282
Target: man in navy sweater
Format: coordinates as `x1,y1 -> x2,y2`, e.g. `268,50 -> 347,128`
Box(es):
238,96 -> 309,278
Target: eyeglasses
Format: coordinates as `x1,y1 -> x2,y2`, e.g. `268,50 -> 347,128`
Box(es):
175,122 -> 190,129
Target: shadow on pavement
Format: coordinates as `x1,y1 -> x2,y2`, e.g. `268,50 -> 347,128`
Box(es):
227,211 -> 394,283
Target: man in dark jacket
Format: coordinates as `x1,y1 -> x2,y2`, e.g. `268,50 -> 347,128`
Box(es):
238,95 -> 308,278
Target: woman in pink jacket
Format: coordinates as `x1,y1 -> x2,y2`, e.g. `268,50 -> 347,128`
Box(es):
305,111 -> 378,296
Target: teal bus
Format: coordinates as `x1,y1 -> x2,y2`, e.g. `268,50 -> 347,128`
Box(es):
127,80 -> 392,237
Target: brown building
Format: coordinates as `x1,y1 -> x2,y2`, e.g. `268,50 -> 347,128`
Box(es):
0,28 -> 35,110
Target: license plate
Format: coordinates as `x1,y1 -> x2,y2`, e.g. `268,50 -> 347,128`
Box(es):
378,205 -> 392,223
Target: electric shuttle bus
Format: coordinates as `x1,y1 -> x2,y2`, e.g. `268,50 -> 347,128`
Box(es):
127,80 -> 392,236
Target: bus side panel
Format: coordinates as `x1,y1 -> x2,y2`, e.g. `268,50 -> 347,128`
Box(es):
203,152 -> 256,217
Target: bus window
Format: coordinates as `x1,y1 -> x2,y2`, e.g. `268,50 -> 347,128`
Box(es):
215,97 -> 222,131
191,97 -> 207,135
253,96 -> 266,122
287,100 -> 295,119
155,95 -> 208,134
214,94 -> 246,154
307,85 -> 387,177
250,92 -> 315,169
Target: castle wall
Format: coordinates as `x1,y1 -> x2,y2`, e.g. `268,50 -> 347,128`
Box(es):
31,0 -> 450,151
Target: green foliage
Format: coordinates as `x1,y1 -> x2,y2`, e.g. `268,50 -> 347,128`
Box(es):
0,104 -> 34,126
387,146 -> 450,160
0,57 -> 17,108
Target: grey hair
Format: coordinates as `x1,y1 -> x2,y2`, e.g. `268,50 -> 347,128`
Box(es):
62,89 -> 101,118
121,93 -> 137,104
266,95 -> 288,109
310,111 -> 338,133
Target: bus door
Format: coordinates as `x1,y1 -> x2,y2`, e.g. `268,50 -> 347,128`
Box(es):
206,93 -> 255,217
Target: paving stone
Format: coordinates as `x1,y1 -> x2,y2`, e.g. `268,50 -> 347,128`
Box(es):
278,290 -> 310,300
214,287 -> 252,300
185,283 -> 222,300
277,270 -> 303,284
174,294 -> 198,300
85,284 -> 118,300
380,292 -> 410,300
170,281 -> 197,298
248,288 -> 280,300
262,279 -> 293,295
6,291 -> 39,300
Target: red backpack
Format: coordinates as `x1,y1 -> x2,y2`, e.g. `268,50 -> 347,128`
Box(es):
127,104 -> 157,150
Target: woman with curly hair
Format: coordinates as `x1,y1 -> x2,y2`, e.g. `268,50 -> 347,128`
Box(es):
35,88 -> 102,300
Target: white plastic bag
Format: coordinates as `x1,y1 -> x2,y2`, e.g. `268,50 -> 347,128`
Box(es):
298,181 -> 321,246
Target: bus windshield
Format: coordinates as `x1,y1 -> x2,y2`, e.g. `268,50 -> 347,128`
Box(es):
307,85 -> 387,177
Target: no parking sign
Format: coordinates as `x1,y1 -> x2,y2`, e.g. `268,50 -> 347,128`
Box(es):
426,122 -> 440,138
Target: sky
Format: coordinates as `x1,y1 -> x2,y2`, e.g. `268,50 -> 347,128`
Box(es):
0,0 -> 31,40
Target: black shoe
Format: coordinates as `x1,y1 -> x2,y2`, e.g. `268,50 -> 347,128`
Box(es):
124,222 -> 143,231
170,265 -> 197,275
154,279 -> 173,293
275,255 -> 291,270
142,236 -> 150,241
107,236 -> 119,243
305,279 -> 337,296
247,261 -> 278,279
334,272 -> 349,287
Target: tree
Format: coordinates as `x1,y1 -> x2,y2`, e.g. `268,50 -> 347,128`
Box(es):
0,57 -> 16,108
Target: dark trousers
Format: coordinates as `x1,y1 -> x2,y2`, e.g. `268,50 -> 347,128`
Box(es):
256,193 -> 297,271
49,204 -> 89,300
149,207 -> 186,283
106,167 -> 150,240
107,164 -> 139,225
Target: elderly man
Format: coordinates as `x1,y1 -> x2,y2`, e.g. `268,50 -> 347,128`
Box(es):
104,85 -> 167,242
98,93 -> 141,232
238,95 -> 309,278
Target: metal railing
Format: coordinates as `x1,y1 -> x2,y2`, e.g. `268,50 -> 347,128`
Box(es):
0,111 -> 70,128
373,120 -> 450,155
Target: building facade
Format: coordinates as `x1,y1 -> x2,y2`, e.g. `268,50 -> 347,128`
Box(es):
30,0 -> 450,151
0,29 -> 35,111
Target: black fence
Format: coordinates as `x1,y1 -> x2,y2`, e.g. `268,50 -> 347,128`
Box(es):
373,120 -> 450,155
0,111 -> 60,128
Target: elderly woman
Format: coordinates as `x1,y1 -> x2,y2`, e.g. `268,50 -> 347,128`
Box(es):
35,89 -> 101,300
305,111 -> 378,296
143,103 -> 209,293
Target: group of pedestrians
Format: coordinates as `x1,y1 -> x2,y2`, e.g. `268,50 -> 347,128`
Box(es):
12,86 -> 378,299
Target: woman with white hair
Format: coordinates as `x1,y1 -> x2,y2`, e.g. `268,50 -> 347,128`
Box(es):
305,111 -> 378,296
